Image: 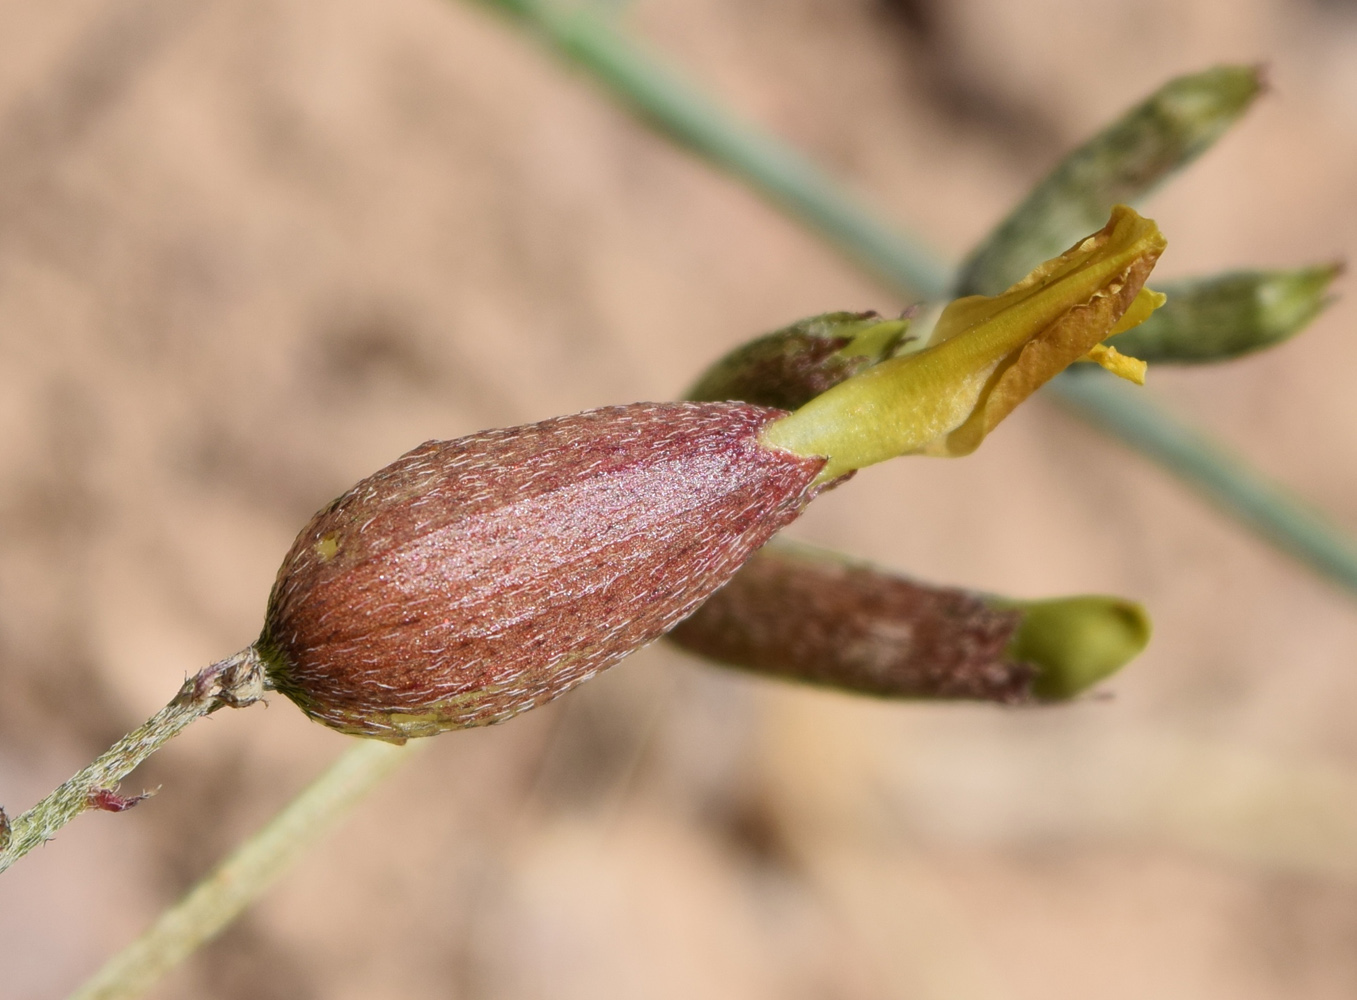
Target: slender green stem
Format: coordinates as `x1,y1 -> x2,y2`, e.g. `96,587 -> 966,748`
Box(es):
66,738 -> 422,1000
0,650 -> 265,875
472,0 -> 951,299
469,0 -> 1357,599
1048,371 -> 1357,593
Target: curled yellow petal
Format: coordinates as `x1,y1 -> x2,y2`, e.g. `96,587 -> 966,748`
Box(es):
760,205 -> 1167,476
1109,286 -> 1168,336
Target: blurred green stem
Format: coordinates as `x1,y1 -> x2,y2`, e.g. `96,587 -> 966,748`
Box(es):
67,739 -> 421,1000
469,0 -> 1357,598
1049,371 -> 1357,592
472,0 -> 950,299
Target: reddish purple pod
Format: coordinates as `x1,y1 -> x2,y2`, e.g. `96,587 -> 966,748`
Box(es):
667,545 -> 1033,702
257,402 -> 826,741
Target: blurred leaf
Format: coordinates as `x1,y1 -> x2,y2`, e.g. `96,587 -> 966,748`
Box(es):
686,312 -> 909,410
956,65 -> 1264,296
1112,264 -> 1342,362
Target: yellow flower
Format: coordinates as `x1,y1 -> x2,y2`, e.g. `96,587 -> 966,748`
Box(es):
760,205 -> 1166,480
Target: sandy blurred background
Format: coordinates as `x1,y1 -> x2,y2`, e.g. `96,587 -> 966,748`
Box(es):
2,0 -> 1356,997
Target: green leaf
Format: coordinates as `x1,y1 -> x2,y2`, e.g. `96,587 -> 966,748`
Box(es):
1111,265 -> 1342,362
956,65 -> 1263,296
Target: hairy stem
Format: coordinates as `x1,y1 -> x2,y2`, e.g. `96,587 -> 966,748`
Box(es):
0,648 -> 265,875
67,738 -> 421,1000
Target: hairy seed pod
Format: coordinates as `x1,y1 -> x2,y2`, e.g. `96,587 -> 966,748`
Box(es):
668,545 -> 1035,702
257,402 -> 826,741
667,544 -> 1150,703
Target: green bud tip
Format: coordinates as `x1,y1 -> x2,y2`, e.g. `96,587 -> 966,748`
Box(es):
1256,261 -> 1343,337
1110,261 -> 1344,363
1003,596 -> 1152,700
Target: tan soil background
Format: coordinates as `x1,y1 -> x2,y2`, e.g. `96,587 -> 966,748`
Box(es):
3,0 -> 1357,997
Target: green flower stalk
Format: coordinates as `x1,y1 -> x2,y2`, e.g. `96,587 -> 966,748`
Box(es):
0,652 -> 265,875
956,65 -> 1263,297
1109,264 -> 1342,362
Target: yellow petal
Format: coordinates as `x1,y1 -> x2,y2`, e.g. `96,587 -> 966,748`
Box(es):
1109,286 -> 1167,336
760,206 -> 1166,476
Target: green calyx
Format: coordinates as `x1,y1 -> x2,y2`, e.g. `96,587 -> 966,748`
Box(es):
1002,596 -> 1152,700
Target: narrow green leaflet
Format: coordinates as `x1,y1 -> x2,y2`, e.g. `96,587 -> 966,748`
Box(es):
1111,265 -> 1341,362
955,65 -> 1263,297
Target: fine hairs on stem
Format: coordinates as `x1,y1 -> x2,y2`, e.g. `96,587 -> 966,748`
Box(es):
0,649 -> 267,875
